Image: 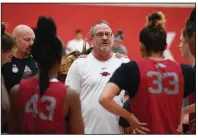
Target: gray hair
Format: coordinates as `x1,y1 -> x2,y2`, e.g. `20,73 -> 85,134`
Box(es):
89,20 -> 111,38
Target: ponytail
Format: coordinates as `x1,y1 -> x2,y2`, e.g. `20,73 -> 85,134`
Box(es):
39,65 -> 50,95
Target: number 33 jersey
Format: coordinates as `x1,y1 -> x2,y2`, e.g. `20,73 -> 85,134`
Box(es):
110,58 -> 195,134
16,77 -> 67,134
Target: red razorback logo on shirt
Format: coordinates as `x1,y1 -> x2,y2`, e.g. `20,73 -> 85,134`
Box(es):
101,72 -> 110,76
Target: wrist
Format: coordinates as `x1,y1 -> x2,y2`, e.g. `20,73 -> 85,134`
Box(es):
124,111 -> 132,121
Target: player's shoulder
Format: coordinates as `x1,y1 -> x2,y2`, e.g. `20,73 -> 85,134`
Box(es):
165,59 -> 180,66
180,63 -> 195,73
50,80 -> 67,95
180,63 -> 193,68
53,80 -> 67,89
163,60 -> 186,72
119,60 -> 138,71
20,77 -> 36,87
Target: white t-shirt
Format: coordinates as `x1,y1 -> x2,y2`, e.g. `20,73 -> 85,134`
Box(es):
65,53 -> 129,134
66,39 -> 90,54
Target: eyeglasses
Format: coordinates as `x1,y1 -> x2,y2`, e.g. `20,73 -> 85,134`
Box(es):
93,32 -> 112,38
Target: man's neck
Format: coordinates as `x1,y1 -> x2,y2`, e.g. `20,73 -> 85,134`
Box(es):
14,50 -> 29,59
92,50 -> 113,61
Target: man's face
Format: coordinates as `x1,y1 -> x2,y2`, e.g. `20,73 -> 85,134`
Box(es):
91,23 -> 113,53
16,30 -> 35,55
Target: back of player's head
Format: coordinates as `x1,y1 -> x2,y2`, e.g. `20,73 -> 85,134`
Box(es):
186,8 -> 195,26
139,12 -> 167,53
183,8 -> 196,39
32,16 -> 63,95
1,22 -> 17,52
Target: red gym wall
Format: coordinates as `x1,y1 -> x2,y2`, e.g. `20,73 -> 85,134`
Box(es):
2,4 -> 193,63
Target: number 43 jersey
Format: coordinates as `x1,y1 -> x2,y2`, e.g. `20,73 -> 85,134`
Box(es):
110,58 -> 195,134
16,77 -> 67,134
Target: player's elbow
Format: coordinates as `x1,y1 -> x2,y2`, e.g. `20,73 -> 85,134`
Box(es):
99,94 -> 109,107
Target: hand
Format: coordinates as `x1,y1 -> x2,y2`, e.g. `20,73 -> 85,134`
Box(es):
176,123 -> 183,134
115,53 -> 127,59
123,127 -> 133,134
177,111 -> 186,133
127,113 -> 150,134
182,113 -> 189,124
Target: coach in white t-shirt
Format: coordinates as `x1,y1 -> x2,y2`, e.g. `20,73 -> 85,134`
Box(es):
65,20 -> 129,134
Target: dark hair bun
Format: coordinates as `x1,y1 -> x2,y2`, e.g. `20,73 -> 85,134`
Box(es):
188,8 -> 196,23
36,16 -> 57,39
186,8 -> 196,27
147,11 -> 166,29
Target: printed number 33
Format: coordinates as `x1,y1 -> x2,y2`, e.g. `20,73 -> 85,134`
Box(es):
147,71 -> 179,94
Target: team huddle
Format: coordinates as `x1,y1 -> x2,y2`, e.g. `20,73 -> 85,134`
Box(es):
1,8 -> 196,134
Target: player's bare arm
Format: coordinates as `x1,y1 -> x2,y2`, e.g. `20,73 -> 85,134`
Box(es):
66,88 -> 84,134
100,83 -> 149,134
183,103 -> 195,114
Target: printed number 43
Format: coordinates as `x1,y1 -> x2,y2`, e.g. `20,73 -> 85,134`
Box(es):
25,94 -> 56,121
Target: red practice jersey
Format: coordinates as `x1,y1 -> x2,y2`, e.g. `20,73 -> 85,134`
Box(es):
16,77 -> 67,134
130,59 -> 184,134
